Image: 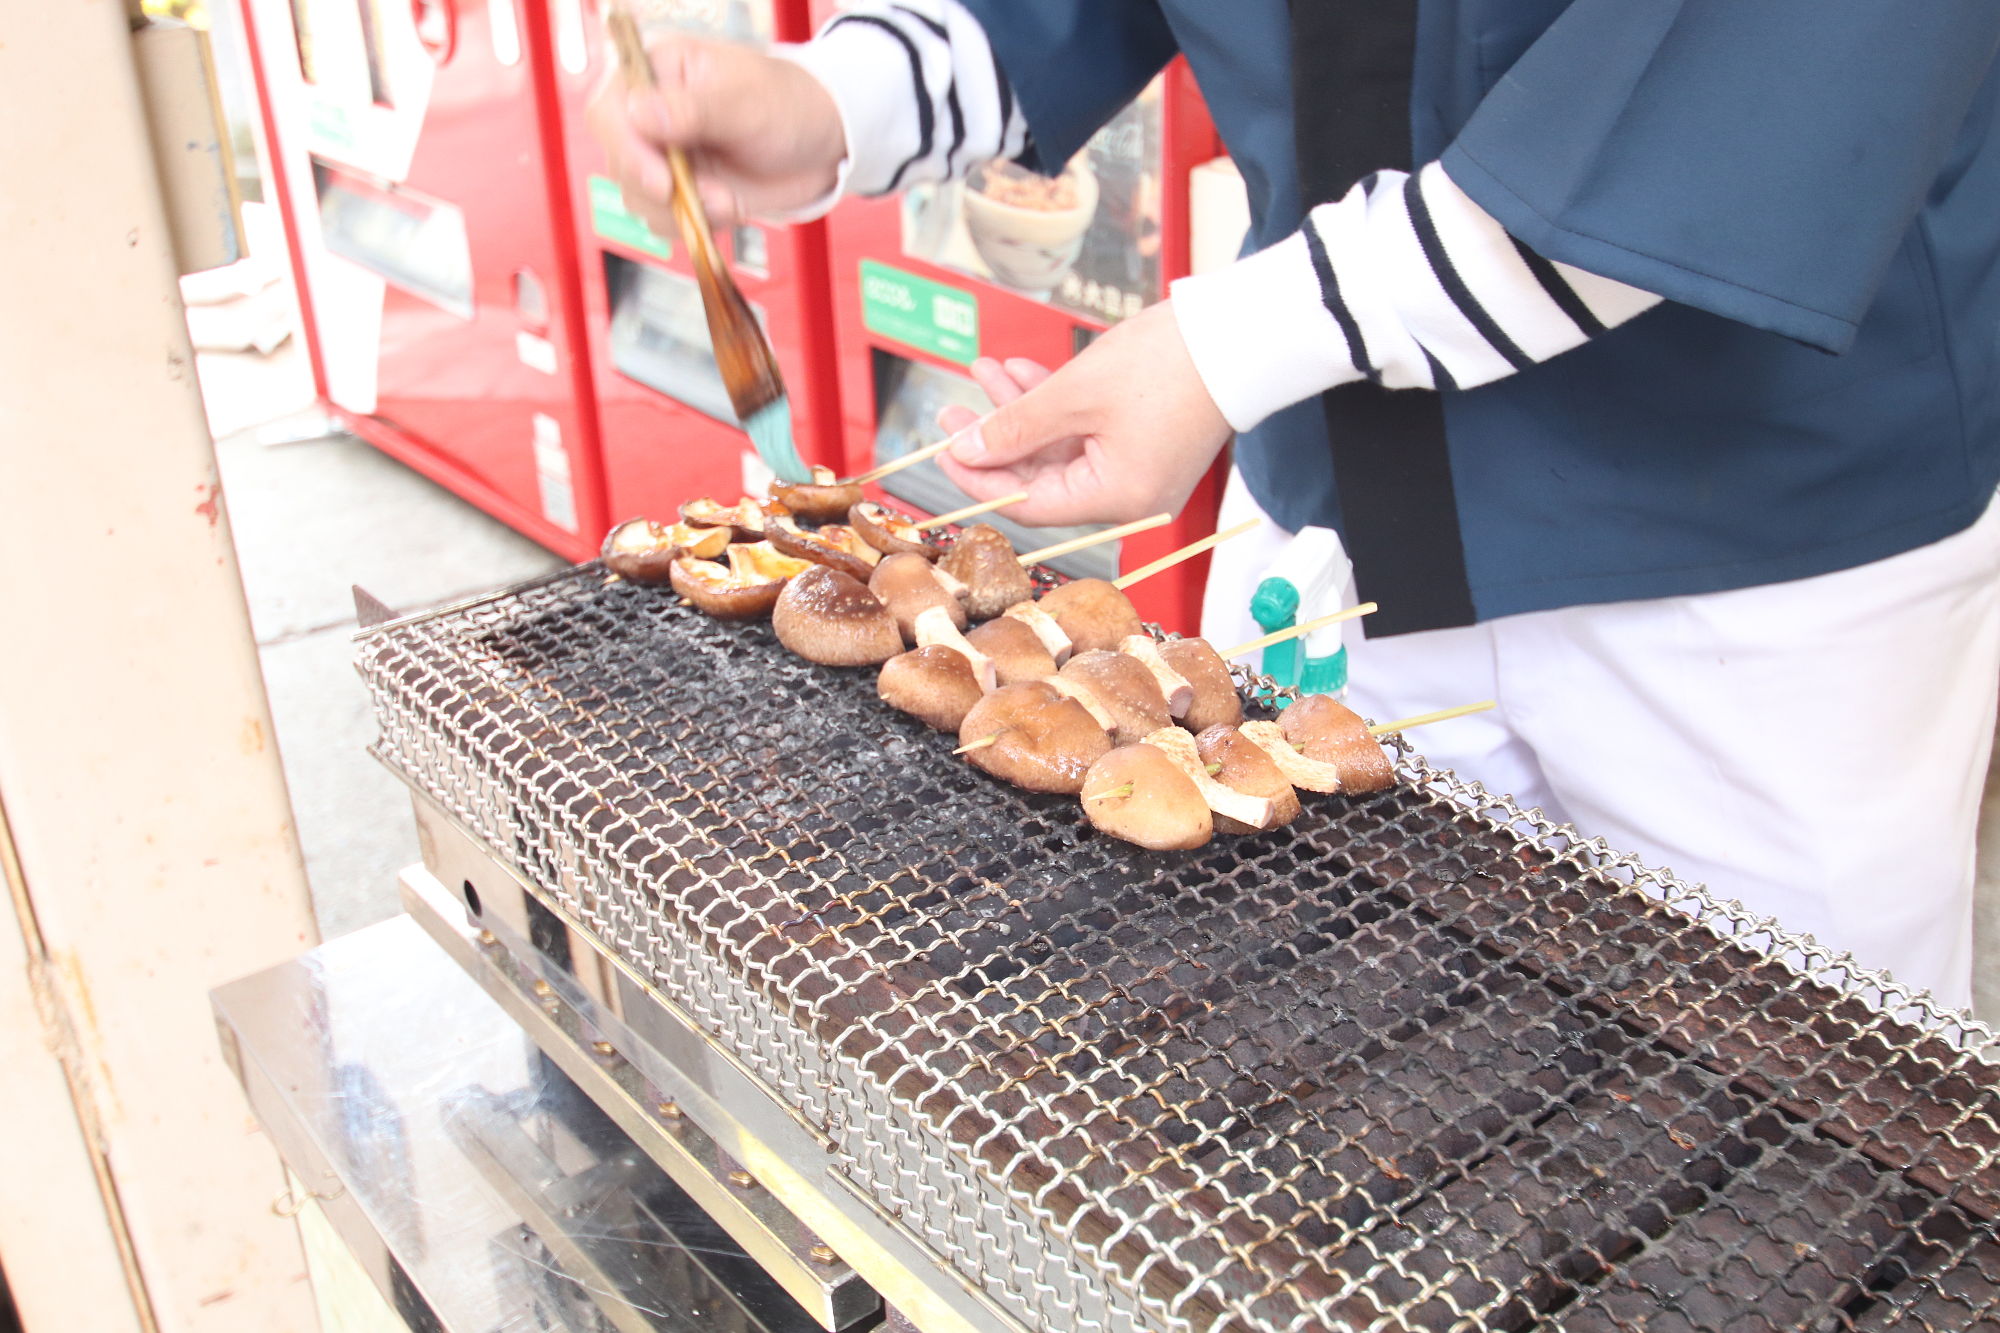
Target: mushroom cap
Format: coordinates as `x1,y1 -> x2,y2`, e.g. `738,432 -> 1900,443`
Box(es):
966,615 -> 1058,686
772,566 -> 905,666
879,646 -> 984,732
938,524 -> 1034,620
769,520 -> 878,582
849,501 -> 939,559
1037,578 -> 1146,655
1058,650 -> 1171,745
770,466 -> 864,525
913,606 -> 997,692
1081,745 -> 1213,851
958,682 -> 1111,794
869,553 -> 967,642
1160,637 -> 1243,733
1195,724 -> 1302,832
1279,694 -> 1397,793
601,517 -> 730,584
668,555 -> 787,621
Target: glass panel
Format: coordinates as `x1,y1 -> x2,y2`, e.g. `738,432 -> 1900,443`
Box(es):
900,75 -> 1164,326
630,0 -> 774,42
313,160 -> 474,317
868,349 -> 1115,579
603,252 -> 744,426
731,224 -> 768,278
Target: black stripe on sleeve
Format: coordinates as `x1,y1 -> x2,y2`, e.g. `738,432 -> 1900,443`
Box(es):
1421,345 -> 1457,392
1509,234 -> 1609,338
887,7 -> 965,176
1303,218 -> 1376,382
1403,173 -> 1534,372
828,13 -> 933,191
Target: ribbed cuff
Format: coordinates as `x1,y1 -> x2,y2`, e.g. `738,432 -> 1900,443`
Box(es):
1169,231 -> 1365,434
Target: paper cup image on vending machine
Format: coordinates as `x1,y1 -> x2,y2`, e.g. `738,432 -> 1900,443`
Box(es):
961,157 -> 1101,297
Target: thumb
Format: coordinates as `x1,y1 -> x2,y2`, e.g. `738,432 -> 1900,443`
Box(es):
949,375 -> 1081,469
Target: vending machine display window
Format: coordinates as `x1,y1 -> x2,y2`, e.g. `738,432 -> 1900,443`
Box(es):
312,161 -> 473,318
603,252 -> 750,428
900,76 -> 1164,326
870,350 -> 1116,581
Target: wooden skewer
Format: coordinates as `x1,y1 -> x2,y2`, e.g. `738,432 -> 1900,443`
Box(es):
845,436 -> 956,486
1369,700 -> 1497,737
1222,602 -> 1378,659
918,491 -> 1030,530
1111,517 -> 1262,591
954,732 -> 1003,755
1085,783 -> 1135,802
1017,513 -> 1172,567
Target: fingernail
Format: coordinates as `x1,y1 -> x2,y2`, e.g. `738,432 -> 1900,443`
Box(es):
950,426 -> 987,464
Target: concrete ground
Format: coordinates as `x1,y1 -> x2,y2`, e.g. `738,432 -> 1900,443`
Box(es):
201,334 -> 562,939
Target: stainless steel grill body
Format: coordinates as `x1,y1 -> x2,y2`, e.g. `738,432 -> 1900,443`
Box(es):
360,566 -> 2000,1333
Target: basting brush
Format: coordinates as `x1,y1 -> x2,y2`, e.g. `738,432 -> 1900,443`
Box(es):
608,7 -> 812,483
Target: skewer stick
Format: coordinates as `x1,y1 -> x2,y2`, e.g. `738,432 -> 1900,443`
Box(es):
844,437 -> 956,486
1222,602 -> 1378,659
1111,517 -> 1262,591
1369,700 -> 1497,736
954,732 -> 1003,755
918,491 -> 1030,530
1017,513 -> 1173,567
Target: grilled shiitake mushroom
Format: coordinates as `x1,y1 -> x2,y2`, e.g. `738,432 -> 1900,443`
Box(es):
965,615 -> 1058,686
1145,726 -> 1280,832
958,682 -> 1111,794
1194,724 -> 1302,833
601,518 -> 730,583
1081,744 -> 1212,850
1119,635 -> 1194,718
1058,650 -> 1171,745
938,524 -> 1033,620
849,501 -> 939,559
1238,720 -> 1344,793
681,497 -> 782,542
1002,601 -> 1071,664
869,553 -> 966,642
668,552 -> 798,620
769,520 -> 880,582
879,646 -> 984,732
772,566 -> 904,666
1160,636 -> 1243,733
1279,694 -> 1397,793
770,465 -> 863,525
1037,578 -> 1146,656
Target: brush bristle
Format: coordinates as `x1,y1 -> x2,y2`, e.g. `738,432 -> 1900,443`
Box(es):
744,398 -> 811,485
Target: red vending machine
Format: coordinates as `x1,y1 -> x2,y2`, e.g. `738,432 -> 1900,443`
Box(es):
548,0 -> 844,525
821,51 -> 1225,633
241,0 -> 608,560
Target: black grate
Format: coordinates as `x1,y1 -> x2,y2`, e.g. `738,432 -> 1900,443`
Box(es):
361,565 -> 2000,1333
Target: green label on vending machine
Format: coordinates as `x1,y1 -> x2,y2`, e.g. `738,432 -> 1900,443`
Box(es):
860,260 -> 979,364
587,176 -> 672,260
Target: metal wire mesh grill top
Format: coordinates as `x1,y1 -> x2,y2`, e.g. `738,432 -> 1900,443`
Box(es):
361,566 -> 2000,1333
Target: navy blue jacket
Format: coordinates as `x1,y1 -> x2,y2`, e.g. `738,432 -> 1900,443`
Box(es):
962,0 -> 2000,622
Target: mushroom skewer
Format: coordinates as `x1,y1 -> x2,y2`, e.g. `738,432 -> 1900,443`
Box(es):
917,491 -> 1030,529
1222,602 -> 1377,660
1111,517 -> 1262,591
843,436 -> 956,486
1369,700 -> 1497,735
1080,744 -> 1213,850
1016,513 -> 1173,566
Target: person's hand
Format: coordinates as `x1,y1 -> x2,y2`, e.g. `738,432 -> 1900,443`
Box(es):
934,302 -> 1232,527
585,34 -> 846,232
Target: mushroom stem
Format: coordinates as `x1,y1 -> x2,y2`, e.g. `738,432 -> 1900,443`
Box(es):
953,731 -> 1004,755
1086,782 -> 1136,802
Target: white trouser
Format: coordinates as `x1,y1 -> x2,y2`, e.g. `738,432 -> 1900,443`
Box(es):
1204,468 -> 2000,1010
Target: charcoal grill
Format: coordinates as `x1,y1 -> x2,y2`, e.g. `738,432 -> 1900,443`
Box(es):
360,562 -> 2000,1333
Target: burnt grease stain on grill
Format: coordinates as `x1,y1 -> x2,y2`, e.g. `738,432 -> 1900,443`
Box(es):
362,566 -> 2000,1333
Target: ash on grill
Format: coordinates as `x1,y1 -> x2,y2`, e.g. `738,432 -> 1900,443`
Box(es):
361,565 -> 2000,1333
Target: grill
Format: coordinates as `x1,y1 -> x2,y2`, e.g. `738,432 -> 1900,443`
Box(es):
360,563 -> 2000,1333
